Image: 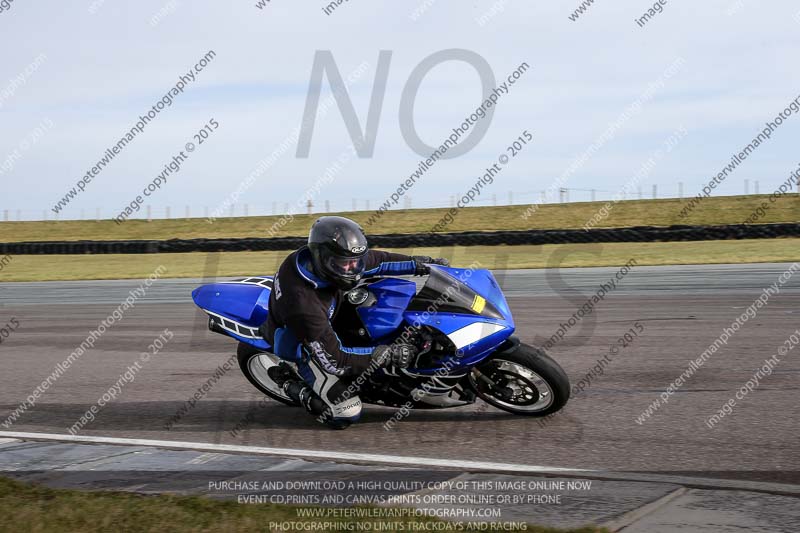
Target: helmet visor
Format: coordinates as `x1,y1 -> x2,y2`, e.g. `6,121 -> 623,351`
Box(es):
325,254 -> 366,279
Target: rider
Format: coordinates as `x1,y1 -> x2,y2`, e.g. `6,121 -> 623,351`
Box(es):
264,216 -> 449,429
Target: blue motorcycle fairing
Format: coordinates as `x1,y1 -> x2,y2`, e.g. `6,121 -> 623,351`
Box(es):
403,311 -> 513,372
356,277 -> 418,341
191,267 -> 515,372
191,278 -> 273,351
400,266 -> 515,373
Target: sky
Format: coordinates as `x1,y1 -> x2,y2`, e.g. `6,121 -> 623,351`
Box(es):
1,0 -> 799,221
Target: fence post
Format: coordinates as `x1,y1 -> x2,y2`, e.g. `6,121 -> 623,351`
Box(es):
147,205 -> 152,222
166,206 -> 171,219
678,182 -> 683,198
744,179 -> 749,195
652,184 -> 657,199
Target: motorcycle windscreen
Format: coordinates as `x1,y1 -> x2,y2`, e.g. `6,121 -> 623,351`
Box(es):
444,265 -> 513,324
407,266 -> 514,327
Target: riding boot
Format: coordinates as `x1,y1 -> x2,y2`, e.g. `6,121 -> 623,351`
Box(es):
282,381 -> 325,416
268,364 -> 351,429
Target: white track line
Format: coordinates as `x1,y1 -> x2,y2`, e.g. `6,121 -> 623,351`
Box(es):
602,487 -> 689,532
0,431 -> 585,474
1,431 -> 798,497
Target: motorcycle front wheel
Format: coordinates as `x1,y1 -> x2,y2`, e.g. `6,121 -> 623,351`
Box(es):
467,343 -> 570,416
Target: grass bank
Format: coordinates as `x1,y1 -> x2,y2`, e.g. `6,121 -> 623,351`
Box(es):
1,239 -> 797,282
0,476 -> 605,533
0,195 -> 796,243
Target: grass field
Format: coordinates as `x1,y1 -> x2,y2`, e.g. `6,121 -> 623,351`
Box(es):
0,195 -> 797,243
1,196 -> 797,281
2,239 -> 798,282
0,476 -> 605,533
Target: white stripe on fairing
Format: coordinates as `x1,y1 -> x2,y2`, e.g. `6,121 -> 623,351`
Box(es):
203,309 -> 261,339
447,322 -> 506,349
0,431 -> 585,474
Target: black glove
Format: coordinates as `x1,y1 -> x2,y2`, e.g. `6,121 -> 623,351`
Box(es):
412,256 -> 450,276
371,344 -> 418,369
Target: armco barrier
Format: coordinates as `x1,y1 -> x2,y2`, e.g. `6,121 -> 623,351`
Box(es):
0,223 -> 798,255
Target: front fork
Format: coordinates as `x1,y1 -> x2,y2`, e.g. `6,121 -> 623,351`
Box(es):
466,337 -> 521,401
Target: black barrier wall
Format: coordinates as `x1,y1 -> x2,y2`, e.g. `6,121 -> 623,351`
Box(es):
0,223 -> 798,255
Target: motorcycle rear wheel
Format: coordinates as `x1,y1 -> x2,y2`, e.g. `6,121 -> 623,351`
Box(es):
237,342 -> 301,407
467,343 -> 570,416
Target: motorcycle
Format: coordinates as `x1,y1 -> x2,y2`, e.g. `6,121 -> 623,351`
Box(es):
192,265 -> 570,417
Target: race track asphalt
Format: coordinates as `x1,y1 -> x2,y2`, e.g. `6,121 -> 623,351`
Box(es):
1,263 -> 798,481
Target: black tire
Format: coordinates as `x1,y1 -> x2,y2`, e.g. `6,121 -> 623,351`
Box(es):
237,342 -> 300,407
467,343 -> 570,417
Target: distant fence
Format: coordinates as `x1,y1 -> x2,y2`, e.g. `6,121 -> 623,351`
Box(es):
5,181 -> 792,222
1,223 -> 798,255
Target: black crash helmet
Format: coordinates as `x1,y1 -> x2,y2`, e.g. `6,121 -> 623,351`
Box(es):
307,216 -> 369,290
